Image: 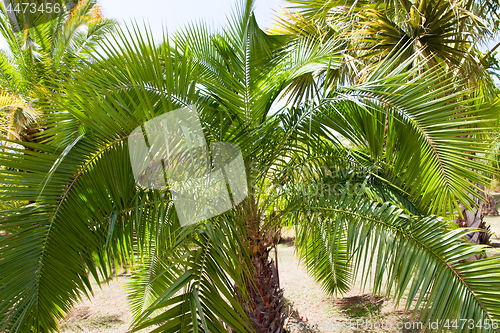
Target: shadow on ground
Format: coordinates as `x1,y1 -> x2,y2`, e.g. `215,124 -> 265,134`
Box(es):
336,294 -> 384,318
61,306 -> 123,332
284,298 -> 321,333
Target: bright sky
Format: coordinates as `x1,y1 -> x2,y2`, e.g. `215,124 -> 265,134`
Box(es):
0,0 -> 285,50
98,0 -> 285,34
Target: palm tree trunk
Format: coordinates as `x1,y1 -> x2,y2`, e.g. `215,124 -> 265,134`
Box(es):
481,194 -> 499,216
244,236 -> 286,333
455,184 -> 492,260
234,226 -> 286,333
456,204 -> 491,243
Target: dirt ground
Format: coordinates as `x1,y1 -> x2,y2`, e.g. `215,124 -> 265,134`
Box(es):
61,211 -> 500,333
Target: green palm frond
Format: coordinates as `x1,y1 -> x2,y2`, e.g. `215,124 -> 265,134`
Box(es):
128,220 -> 253,333
174,6 -> 290,127
295,209 -> 353,295
1,0 -> 499,332
280,0 -> 499,86
289,190 -> 500,332
310,52 -> 498,216
0,0 -> 116,141
1,19 -> 252,331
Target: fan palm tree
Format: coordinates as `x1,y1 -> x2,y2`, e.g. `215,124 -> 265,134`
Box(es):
277,0 -> 500,247
0,0 -> 114,141
275,0 -> 500,100
1,1 -> 500,332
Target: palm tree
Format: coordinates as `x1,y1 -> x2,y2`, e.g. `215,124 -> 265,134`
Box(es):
0,0 -> 114,141
277,0 -> 500,247
1,1 -> 500,332
277,0 -> 500,86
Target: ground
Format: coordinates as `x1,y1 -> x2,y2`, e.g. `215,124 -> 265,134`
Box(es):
60,207 -> 500,333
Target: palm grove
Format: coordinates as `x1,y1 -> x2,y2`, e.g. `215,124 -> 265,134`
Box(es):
1,0 -> 500,332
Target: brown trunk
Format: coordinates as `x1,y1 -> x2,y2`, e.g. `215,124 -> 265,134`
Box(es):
244,237 -> 286,333
481,194 -> 499,216
455,185 -> 492,260
235,231 -> 286,333
456,204 -> 491,243
233,203 -> 286,332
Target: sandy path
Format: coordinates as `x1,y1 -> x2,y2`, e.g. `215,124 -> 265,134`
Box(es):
61,243 -> 413,333
61,212 -> 500,333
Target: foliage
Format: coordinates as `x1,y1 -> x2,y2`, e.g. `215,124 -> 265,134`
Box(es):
0,0 -> 115,140
0,0 -> 499,332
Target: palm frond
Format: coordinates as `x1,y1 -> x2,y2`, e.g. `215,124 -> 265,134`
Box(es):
291,190 -> 500,332
313,52 -> 498,216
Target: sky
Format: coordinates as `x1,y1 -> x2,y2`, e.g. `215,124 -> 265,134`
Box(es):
0,0 -> 285,50
97,0 -> 285,34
